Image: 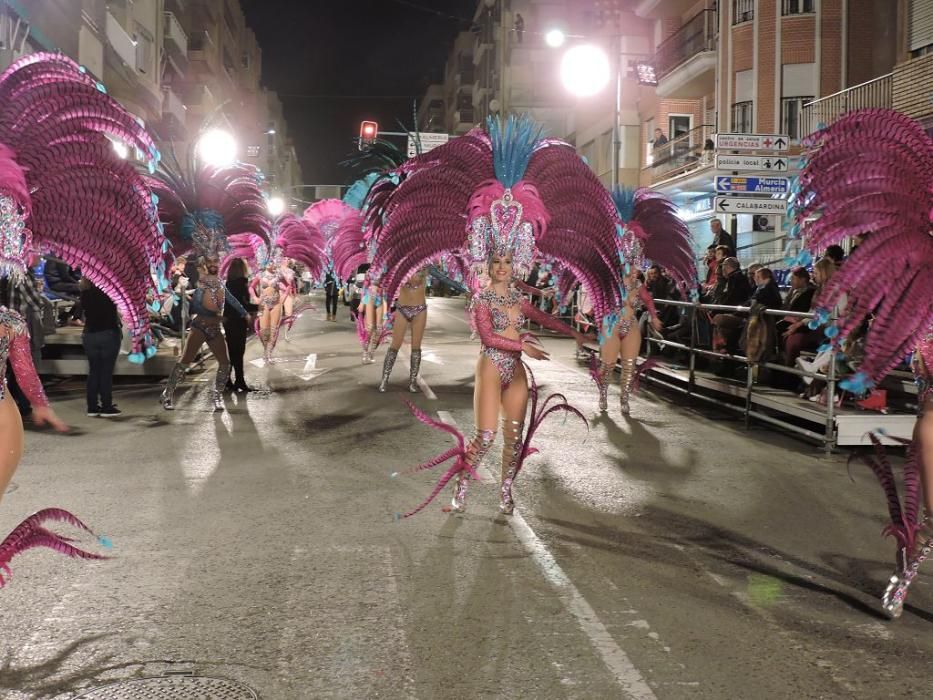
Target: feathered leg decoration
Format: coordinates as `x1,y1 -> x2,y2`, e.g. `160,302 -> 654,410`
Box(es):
854,433 -> 930,618
391,401 -> 493,518
0,508 -> 111,587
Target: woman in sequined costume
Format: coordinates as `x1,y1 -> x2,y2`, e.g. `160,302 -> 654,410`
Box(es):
378,267 -> 429,393
366,116 -> 626,517
361,284 -> 389,364
0,307 -> 67,502
0,53 -> 164,577
458,253 -> 588,513
788,109 -> 933,618
592,188 -> 696,416
251,259 -> 290,362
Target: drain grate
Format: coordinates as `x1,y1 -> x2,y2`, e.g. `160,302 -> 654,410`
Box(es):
75,675 -> 258,699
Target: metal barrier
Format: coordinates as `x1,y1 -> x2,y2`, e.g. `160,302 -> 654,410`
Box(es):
635,298 -> 842,452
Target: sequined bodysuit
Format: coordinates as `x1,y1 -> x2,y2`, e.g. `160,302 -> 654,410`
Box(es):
472,287 -> 575,387
398,269 -> 428,322
616,279 -> 658,338
252,269 -> 289,309
914,327 -> 933,415
190,277 -> 245,341
0,306 -> 48,407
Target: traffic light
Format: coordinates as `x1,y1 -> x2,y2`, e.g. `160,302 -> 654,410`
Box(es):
359,120 -> 378,149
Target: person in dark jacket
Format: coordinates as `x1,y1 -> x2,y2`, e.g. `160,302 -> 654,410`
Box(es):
714,257 -> 752,307
223,258 -> 257,392
324,269 -> 338,322
79,278 -> 122,417
709,218 -> 736,256
749,267 -> 783,309
776,267 -> 816,339
44,256 -> 83,324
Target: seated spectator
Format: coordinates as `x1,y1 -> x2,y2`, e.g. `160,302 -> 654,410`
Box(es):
703,245 -> 731,299
824,244 -> 845,267
43,255 -> 83,325
746,262 -> 762,289
783,257 -> 836,370
749,267 -> 783,310
775,267 -> 815,339
713,257 -> 752,308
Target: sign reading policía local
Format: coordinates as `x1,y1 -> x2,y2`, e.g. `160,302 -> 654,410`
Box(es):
407,132 -> 449,158
714,196 -> 788,215
715,154 -> 788,172
715,133 -> 790,151
715,176 -> 790,194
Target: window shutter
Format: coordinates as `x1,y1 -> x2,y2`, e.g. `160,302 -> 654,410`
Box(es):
910,0 -> 933,52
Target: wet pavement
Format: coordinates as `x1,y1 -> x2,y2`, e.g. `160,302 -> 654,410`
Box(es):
1,296 -> 930,699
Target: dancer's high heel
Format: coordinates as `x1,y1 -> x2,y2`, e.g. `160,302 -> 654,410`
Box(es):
883,518 -> 933,619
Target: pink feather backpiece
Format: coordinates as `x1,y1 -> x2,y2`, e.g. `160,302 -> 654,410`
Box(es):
794,109 -> 933,392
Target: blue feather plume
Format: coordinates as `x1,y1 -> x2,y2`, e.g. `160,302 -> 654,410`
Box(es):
180,209 -> 225,241
342,173 -> 379,210
610,186 -> 637,224
487,114 -> 543,187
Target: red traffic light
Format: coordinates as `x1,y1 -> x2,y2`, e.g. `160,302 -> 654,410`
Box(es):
360,120 -> 378,141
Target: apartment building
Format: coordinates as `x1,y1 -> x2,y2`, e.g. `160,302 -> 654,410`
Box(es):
417,84 -> 447,133
633,0 -> 899,259
0,0 -> 297,190
444,31 -> 476,135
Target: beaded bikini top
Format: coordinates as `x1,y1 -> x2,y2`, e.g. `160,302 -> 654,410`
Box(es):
477,288 -> 525,333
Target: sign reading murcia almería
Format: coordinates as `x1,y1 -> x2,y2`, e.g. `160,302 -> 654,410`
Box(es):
715,176 -> 791,194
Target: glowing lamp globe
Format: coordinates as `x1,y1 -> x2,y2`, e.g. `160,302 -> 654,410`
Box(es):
267,196 -> 286,217
197,129 -> 238,168
560,44 -> 611,97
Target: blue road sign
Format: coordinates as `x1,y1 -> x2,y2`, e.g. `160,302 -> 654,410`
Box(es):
714,176 -> 790,194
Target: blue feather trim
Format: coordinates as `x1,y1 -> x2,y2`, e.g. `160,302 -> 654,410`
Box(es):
610,186 -> 637,223
487,114 -> 543,187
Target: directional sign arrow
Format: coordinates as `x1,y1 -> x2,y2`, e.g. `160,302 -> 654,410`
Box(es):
717,199 -> 731,211
774,158 -> 786,169
775,137 -> 787,148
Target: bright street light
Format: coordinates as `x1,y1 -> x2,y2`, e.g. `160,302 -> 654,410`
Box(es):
112,140 -> 129,160
559,44 -> 611,97
545,29 -> 566,48
267,195 -> 286,217
197,128 -> 238,168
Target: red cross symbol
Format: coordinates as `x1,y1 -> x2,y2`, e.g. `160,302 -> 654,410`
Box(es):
763,138 -> 773,147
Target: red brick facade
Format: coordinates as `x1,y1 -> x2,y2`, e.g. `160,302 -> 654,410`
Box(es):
781,15 -> 816,64
820,0 -> 843,96
757,0 -> 777,132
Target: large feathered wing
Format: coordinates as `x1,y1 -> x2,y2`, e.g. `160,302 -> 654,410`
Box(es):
0,53 -> 164,361
792,108 -> 933,391
277,213 -> 325,279
632,189 -> 697,294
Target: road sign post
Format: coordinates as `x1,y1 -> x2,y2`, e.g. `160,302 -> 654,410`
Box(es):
715,133 -> 790,151
715,176 -> 790,194
714,154 -> 788,172
714,196 -> 788,215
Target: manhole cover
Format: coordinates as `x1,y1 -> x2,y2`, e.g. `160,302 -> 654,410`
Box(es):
75,675 -> 258,699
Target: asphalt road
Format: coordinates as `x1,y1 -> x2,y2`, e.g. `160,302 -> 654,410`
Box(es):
1,296 -> 929,699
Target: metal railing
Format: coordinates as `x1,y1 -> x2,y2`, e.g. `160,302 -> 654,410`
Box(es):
646,124 -> 716,183
802,73 -> 893,135
639,298 -> 841,451
655,9 -> 717,79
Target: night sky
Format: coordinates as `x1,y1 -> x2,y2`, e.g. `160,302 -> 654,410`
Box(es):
241,0 -> 477,186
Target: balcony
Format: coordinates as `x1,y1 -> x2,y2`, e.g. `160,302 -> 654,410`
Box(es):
801,73 -> 892,135
163,12 -> 188,69
161,86 -> 187,134
105,11 -> 137,71
643,124 -> 716,185
655,9 -> 717,99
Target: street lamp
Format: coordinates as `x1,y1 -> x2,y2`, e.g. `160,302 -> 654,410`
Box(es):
267,195 -> 286,217
559,44 -> 611,97
197,128 -> 238,168
545,29 -> 566,48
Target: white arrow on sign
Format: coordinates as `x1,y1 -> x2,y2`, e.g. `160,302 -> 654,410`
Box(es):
715,154 -> 788,172
714,196 -> 788,215
715,133 -> 790,152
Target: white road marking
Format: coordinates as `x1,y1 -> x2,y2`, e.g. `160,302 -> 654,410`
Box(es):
437,410 -> 658,699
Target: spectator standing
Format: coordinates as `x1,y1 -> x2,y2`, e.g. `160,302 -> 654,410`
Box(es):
709,218 -> 736,256
223,258 -> 256,392
513,13 -> 524,43
324,269 -> 338,322
79,278 -> 122,417
44,255 -> 83,325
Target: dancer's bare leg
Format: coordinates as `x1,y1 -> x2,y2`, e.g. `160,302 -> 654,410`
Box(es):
0,395 -> 24,506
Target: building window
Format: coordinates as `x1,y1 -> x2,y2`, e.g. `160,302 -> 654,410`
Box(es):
731,101 -> 753,133
783,0 -> 815,14
782,96 -> 813,140
733,0 -> 754,24
135,26 -> 154,74
909,0 -> 933,55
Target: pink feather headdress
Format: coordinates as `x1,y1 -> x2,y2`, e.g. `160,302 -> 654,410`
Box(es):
0,53 -> 164,362
790,108 -> 933,393
365,115 -> 625,324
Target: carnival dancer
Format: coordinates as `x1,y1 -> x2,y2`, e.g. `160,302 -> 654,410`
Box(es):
251,256 -> 290,362
378,267 -> 428,393
368,115 -> 626,516
148,164 -> 271,411
788,108 -> 933,618
592,188 -> 696,414
0,53 -> 164,580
